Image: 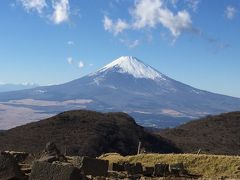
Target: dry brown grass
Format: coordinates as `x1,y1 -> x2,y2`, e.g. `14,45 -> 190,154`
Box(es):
99,153 -> 240,178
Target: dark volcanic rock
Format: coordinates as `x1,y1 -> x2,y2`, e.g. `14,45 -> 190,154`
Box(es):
72,156 -> 108,177
5,151 -> 29,163
109,162 -> 125,172
29,161 -> 84,180
45,142 -> 60,156
124,162 -> 143,175
0,110 -> 180,157
153,163 -> 169,177
38,142 -> 66,163
169,163 -> 187,176
0,152 -> 24,180
143,166 -> 154,177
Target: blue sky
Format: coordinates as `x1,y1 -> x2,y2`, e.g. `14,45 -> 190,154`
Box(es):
0,0 -> 240,97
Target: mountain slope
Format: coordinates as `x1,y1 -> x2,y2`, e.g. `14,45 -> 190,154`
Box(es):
159,111 -> 240,155
0,56 -> 240,129
0,83 -> 38,92
0,110 -> 180,157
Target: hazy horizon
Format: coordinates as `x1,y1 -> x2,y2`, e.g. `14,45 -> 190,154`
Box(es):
0,0 -> 240,97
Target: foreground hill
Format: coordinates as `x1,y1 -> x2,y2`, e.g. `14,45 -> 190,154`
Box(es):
159,112 -> 240,155
1,56 -> 240,129
0,110 -> 180,157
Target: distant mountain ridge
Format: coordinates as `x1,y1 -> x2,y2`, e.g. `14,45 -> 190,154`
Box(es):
0,56 -> 240,129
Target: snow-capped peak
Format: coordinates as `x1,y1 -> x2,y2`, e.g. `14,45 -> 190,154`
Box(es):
99,56 -> 165,80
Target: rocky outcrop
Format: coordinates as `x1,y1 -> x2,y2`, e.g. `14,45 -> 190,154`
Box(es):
109,163 -> 125,172
153,163 -> 169,177
124,162 -> 143,175
107,161 -> 190,179
38,142 -> 66,163
142,167 -> 154,177
1,142 -> 191,179
0,152 -> 24,180
169,163 -> 187,176
72,156 -> 109,177
4,151 -> 29,163
29,161 -> 84,180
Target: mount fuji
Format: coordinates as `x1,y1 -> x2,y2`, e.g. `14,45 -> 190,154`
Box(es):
0,83 -> 38,92
1,56 -> 240,129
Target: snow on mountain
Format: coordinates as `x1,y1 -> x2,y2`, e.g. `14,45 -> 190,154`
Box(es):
1,56 -> 240,129
97,56 -> 166,80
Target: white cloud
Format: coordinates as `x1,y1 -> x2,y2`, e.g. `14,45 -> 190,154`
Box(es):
67,41 -> 74,45
103,16 -> 113,31
129,39 -> 140,48
67,57 -> 73,64
78,61 -> 84,68
225,6 -> 237,20
131,0 -> 163,28
103,16 -> 129,35
132,0 -> 192,38
19,0 -> 47,13
51,0 -> 70,24
115,19 -> 129,35
120,39 -> 140,48
103,0 -> 192,39
18,0 -> 72,24
185,0 -> 200,12
160,10 -> 192,38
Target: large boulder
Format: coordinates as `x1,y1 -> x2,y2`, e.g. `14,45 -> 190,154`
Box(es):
29,161 -> 85,180
45,142 -> 60,156
72,156 -> 109,177
38,142 -> 66,163
142,166 -> 154,177
169,163 -> 187,176
124,162 -> 143,175
153,163 -> 169,177
0,152 -> 24,180
109,162 -> 125,172
5,151 -> 29,163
